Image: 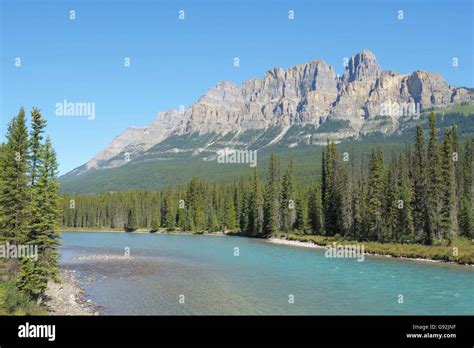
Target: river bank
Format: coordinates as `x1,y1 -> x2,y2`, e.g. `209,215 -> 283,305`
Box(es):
45,270 -> 100,315
271,233 -> 474,265
267,237 -> 466,266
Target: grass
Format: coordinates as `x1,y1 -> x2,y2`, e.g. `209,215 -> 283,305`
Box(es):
273,232 -> 474,265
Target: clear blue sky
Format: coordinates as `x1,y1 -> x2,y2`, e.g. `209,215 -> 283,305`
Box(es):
1,0 -> 472,174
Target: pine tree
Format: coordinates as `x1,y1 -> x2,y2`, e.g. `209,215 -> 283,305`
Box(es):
263,154 -> 280,235
281,156 -> 296,231
451,125 -> 463,233
246,168 -> 263,237
208,210 -> 219,232
394,153 -> 414,242
308,181 -> 323,234
460,197 -> 473,238
18,137 -> 62,299
151,210 -> 160,231
162,187 -> 176,229
0,108 -> 31,245
351,174 -> 365,241
321,147 -> 331,233
412,124 -> 432,244
224,192 -> 236,230
366,148 -> 385,241
29,108 -> 47,187
239,188 -> 249,233
175,204 -> 186,230
460,138 -> 473,237
293,186 -> 307,232
439,129 -> 456,240
427,112 -> 442,240
385,150 -> 399,241
322,142 -> 349,236
125,202 -> 139,231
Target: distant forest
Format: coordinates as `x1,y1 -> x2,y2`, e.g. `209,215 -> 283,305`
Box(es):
62,113 -> 474,244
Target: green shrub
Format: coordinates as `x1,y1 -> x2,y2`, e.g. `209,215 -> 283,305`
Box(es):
0,281 -> 45,315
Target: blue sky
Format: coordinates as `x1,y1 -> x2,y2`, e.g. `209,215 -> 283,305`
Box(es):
1,0 -> 473,174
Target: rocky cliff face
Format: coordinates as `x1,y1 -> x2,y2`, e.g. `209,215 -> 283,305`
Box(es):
76,49 -> 472,174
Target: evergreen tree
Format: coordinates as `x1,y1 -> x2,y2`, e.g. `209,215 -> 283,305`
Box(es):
460,197 -> 473,238
394,153 -> 414,242
125,202 -> 139,231
162,187 -> 176,228
0,108 -> 31,244
294,195 -> 306,232
351,174 -> 365,240
18,137 -> 62,299
151,209 -> 160,231
385,150 -> 399,240
366,148 -> 385,241
281,156 -> 296,231
263,154 -> 280,235
324,143 -> 349,236
175,204 -> 186,230
246,168 -> 263,236
321,148 -> 331,233
29,108 -> 47,187
460,138 -> 473,237
208,210 -> 219,232
439,129 -> 456,240
427,112 -> 442,239
308,181 -> 323,234
451,125 -> 462,232
412,125 -> 432,244
224,192 -> 236,230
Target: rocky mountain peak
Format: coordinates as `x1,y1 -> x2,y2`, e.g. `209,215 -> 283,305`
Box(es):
343,49 -> 381,83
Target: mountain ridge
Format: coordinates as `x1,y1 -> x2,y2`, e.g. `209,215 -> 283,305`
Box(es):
66,49 -> 473,177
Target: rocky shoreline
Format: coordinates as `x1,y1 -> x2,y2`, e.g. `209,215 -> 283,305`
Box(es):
45,270 -> 100,316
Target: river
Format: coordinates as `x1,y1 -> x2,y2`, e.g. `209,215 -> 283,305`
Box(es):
60,232 -> 474,315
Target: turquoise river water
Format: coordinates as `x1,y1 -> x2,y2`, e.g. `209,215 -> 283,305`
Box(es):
60,232 -> 474,315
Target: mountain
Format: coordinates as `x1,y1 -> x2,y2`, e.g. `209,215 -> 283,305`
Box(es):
60,49 -> 473,192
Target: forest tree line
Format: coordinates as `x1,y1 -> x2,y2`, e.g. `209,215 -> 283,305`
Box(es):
0,107 -> 61,306
62,113 -> 474,244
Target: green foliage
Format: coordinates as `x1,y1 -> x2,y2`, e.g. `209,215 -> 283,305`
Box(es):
0,108 -> 31,244
439,129 -> 456,240
0,107 -> 62,310
281,156 -> 296,231
263,154 -> 280,235
412,124 -> 432,244
0,281 -> 45,315
61,117 -> 472,251
308,182 -> 323,234
366,148 -> 385,241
